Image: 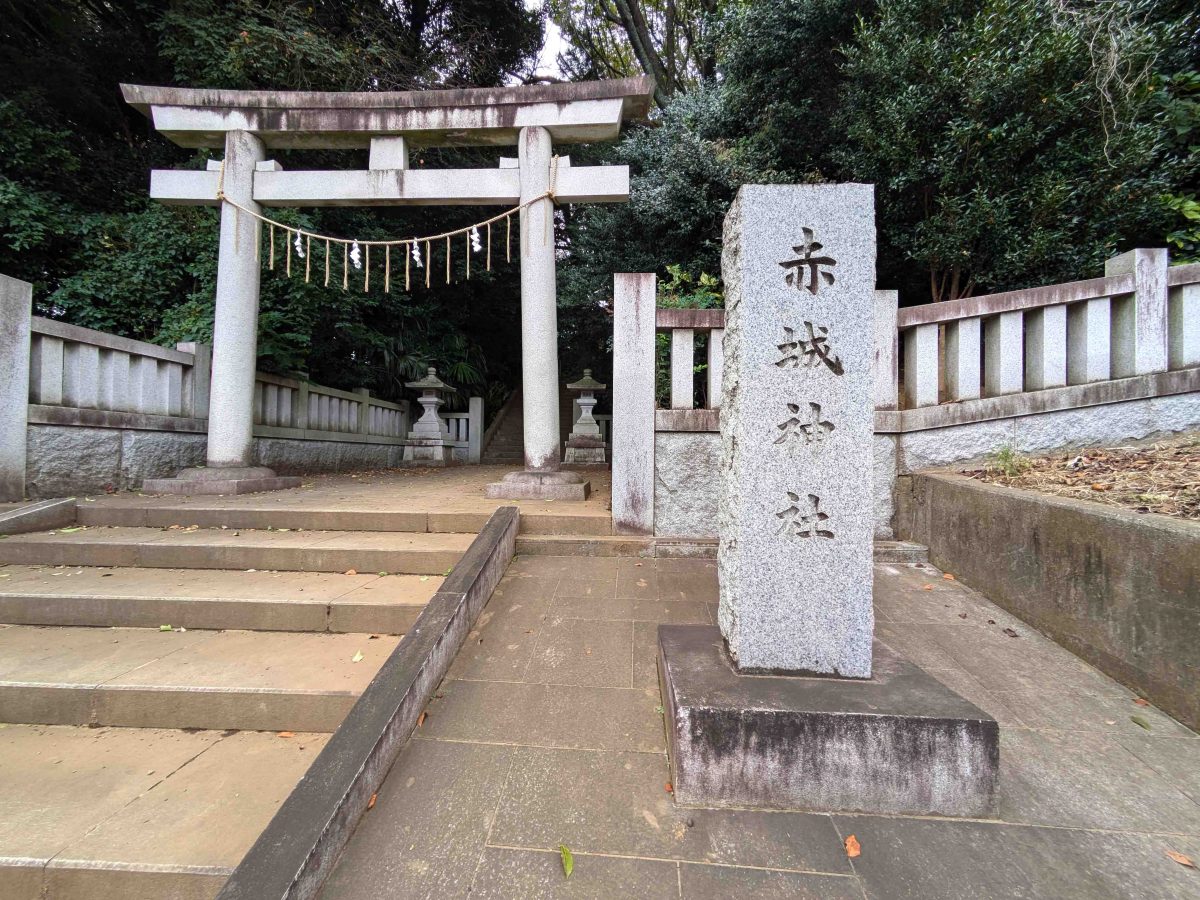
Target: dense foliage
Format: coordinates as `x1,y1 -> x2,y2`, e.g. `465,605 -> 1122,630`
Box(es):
0,0 -> 542,406
562,0 -> 1199,319
1,0 -> 1196,402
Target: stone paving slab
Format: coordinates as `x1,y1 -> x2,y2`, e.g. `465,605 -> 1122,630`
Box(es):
80,466 -> 614,534
0,724 -> 326,900
319,557 -> 1200,899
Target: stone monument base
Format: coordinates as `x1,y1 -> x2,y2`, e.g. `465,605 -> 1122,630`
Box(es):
484,470 -> 590,501
142,466 -> 302,496
563,436 -> 607,465
657,625 -> 998,817
402,439 -> 452,466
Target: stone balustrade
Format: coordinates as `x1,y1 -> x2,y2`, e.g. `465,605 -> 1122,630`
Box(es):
0,274 -> 484,498
616,251 -> 1200,540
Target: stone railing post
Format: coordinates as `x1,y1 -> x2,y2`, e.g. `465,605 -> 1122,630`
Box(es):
1107,248 -> 1169,377
176,341 -> 211,419
0,275 -> 32,501
295,380 -> 310,431
872,290 -> 898,410
611,273 -> 656,535
354,387 -> 371,435
468,396 -> 484,463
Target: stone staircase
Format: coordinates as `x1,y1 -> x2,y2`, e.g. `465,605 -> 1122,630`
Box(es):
480,386 -> 586,466
0,502 -> 468,898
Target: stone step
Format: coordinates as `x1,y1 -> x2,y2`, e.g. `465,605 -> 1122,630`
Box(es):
873,540 -> 929,564
77,501 -> 610,536
0,625 -> 397,732
0,566 -> 436,633
0,723 -> 324,899
514,535 -> 930,562
0,526 -> 472,575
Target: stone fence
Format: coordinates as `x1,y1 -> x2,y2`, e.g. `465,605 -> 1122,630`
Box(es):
612,250 -> 1200,538
0,274 -> 483,499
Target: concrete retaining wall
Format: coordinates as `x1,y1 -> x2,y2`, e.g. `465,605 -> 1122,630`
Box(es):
24,426 -> 413,497
652,390 -> 1200,540
895,472 -> 1200,731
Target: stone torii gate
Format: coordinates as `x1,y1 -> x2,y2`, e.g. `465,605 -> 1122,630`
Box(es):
122,79 -> 653,496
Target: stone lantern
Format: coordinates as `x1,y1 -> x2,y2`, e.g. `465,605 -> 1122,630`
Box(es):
564,369 -> 608,464
402,367 -> 454,465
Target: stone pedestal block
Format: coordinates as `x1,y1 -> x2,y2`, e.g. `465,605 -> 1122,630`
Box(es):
718,184 -> 876,677
142,465 -> 301,495
658,625 -> 999,817
401,439 -> 452,467
563,436 -> 606,465
484,470 -> 590,500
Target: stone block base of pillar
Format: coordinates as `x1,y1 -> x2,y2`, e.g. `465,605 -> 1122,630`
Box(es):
657,624 -> 999,817
563,436 -> 607,465
484,470 -> 591,501
141,466 -> 302,496
401,439 -> 453,467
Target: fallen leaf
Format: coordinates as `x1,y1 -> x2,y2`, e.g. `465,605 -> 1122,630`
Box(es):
367,792 -> 377,810
559,844 -> 574,879
159,624 -> 173,632
1002,627 -> 1019,638
665,782 -> 673,794
1134,698 -> 1150,707
417,711 -> 427,728
1165,849 -> 1196,869
1131,715 -> 1151,731
1091,483 -> 1108,491
923,584 -> 934,591
943,573 -> 955,581
351,651 -> 364,663
958,613 -> 968,619
344,569 -> 357,576
845,834 -> 861,858
277,731 -> 295,738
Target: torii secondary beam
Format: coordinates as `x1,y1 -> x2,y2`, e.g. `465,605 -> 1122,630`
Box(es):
149,164 -> 630,207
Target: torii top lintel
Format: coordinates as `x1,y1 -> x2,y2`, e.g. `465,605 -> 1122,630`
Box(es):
120,78 -> 655,150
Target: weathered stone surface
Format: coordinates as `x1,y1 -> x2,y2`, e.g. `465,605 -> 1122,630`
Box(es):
0,498 -> 76,535
873,433 -> 897,539
658,625 -> 999,816
254,438 -> 391,473
897,419 -> 1017,473
718,184 -> 876,677
654,432 -> 719,538
0,275 -> 32,501
120,431 -> 206,487
26,426 -> 122,498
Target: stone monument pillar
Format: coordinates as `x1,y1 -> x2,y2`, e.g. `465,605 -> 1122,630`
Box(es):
402,367 -> 453,466
718,185 -> 876,677
142,130 -> 300,495
656,184 -> 998,817
563,370 -> 607,464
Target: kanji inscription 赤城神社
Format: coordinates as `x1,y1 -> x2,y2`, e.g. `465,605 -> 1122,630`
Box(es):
775,322 -> 844,375
779,227 -> 836,294
773,402 -> 834,446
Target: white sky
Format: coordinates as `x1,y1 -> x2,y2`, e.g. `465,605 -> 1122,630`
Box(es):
527,0 -> 565,79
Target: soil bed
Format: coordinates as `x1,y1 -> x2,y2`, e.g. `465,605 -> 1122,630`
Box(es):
963,432 -> 1200,521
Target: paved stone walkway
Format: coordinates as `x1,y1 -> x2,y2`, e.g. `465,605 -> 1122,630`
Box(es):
321,555 -> 1200,899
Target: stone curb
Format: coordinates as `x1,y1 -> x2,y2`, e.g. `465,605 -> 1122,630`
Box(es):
215,505 -> 519,900
0,498 -> 76,536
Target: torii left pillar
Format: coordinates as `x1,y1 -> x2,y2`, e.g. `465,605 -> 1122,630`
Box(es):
485,126 -> 589,500
142,130 -> 301,495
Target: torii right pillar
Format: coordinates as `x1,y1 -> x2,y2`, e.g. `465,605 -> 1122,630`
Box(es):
656,184 -> 999,817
